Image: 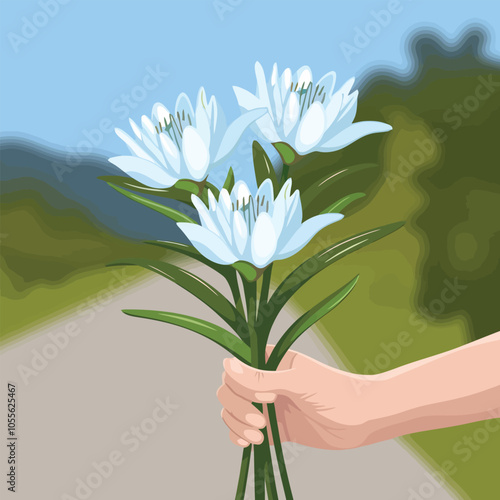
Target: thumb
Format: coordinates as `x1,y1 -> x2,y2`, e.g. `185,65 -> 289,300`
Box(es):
223,357 -> 295,404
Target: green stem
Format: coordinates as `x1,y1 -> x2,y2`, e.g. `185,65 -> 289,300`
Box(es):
254,439 -> 266,499
268,403 -> 294,499
243,279 -> 263,366
263,438 -> 279,499
228,270 -> 249,346
235,445 -> 252,500
233,274 -> 252,500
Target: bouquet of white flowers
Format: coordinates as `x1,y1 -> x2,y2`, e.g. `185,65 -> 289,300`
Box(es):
102,62 -> 403,499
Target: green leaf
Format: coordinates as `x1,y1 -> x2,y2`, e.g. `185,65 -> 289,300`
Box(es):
263,221 -> 405,333
108,258 -> 248,340
301,163 -> 377,208
232,261 -> 262,282
273,142 -> 298,165
123,310 -> 251,363
175,179 -> 201,195
222,167 -> 235,193
266,275 -> 359,370
252,141 -> 279,195
106,182 -> 196,224
145,240 -> 231,277
321,192 -> 366,214
98,175 -> 193,203
144,241 -> 248,339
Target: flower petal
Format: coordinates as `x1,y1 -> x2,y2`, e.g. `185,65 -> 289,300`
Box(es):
294,101 -> 326,154
219,188 -> 232,218
278,213 -> 344,259
233,86 -> 263,111
115,128 -> 155,162
295,66 -> 313,89
159,133 -> 181,174
191,194 -> 220,235
182,126 -> 210,180
255,61 -> 273,118
108,156 -> 178,188
195,87 -> 211,147
175,93 -> 195,124
256,178 -> 274,206
232,181 -> 252,207
129,118 -> 142,139
251,213 -> 277,268
214,108 -> 267,163
316,71 -> 337,98
283,92 -> 300,137
177,223 -> 238,265
152,102 -> 171,127
232,210 -> 248,257
318,121 -> 392,152
280,67 -> 292,97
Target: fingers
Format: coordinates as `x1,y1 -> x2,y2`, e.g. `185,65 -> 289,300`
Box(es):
217,381 -> 267,428
222,409 -> 264,445
229,430 -> 249,448
223,357 -> 295,404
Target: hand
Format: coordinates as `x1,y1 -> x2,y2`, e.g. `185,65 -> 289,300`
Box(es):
217,346 -> 385,450
217,333 -> 500,450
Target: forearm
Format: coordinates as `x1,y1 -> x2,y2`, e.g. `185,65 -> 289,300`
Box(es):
369,332 -> 500,441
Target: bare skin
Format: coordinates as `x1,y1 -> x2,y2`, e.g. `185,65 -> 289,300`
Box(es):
217,332 -> 500,449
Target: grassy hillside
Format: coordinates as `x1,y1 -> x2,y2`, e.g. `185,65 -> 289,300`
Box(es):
272,33 -> 500,499
0,181 -> 165,343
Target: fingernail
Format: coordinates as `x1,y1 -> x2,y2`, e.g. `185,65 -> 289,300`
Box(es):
255,392 -> 276,402
246,413 -> 266,428
229,358 -> 244,374
237,438 -> 249,447
244,429 -> 263,444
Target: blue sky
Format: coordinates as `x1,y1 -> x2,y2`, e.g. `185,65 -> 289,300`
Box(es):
1,0 -> 499,164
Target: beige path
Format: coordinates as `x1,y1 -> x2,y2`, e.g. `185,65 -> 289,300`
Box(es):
0,266 -> 458,499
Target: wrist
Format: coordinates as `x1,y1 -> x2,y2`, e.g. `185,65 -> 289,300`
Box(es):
361,372 -> 420,444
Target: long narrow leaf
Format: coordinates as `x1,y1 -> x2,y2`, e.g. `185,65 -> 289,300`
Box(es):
123,310 -> 251,362
264,221 -> 405,333
321,192 -> 366,214
253,141 -> 279,195
99,175 -> 194,203
222,167 -> 235,193
301,163 -> 377,208
144,240 -> 248,339
106,182 -> 196,224
266,276 -> 359,369
108,258 -> 248,341
144,240 -> 232,278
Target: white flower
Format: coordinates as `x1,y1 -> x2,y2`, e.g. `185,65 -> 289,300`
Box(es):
109,88 -> 266,188
177,178 -> 343,268
233,62 -> 392,155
